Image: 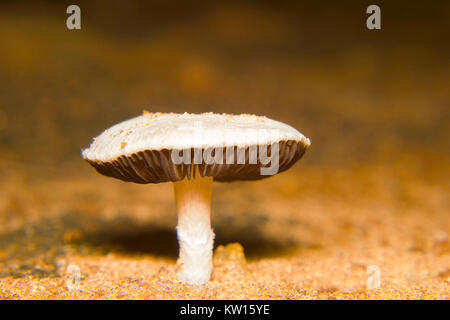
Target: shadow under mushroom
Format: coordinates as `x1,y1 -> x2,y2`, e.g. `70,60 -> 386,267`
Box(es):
83,215 -> 316,260
0,211 -> 320,279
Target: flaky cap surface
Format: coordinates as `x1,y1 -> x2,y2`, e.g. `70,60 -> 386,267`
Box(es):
82,112 -> 310,183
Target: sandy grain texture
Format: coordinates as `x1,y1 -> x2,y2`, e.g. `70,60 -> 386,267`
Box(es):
0,156 -> 448,299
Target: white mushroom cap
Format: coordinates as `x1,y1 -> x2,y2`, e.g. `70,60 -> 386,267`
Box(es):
82,112 -> 310,183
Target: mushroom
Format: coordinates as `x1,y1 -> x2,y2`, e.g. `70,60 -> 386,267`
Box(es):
82,111 -> 310,285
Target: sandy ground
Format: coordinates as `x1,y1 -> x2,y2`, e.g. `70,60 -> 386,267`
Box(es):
0,154 -> 448,300
0,1 -> 449,300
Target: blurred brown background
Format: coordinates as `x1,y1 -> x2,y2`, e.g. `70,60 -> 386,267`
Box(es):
0,0 -> 448,167
0,0 -> 448,299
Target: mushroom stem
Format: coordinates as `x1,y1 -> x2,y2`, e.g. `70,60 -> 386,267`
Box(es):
174,175 -> 214,285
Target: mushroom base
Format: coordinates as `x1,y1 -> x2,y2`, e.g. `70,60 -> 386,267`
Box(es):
174,176 -> 214,285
